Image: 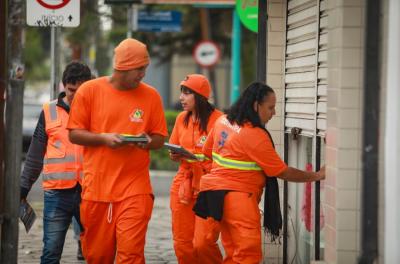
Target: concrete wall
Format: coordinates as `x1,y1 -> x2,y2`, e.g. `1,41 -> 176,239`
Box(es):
263,0 -> 286,263
324,0 -> 365,262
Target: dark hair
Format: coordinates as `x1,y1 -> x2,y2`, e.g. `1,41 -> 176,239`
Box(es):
227,82 -> 281,238
226,82 -> 275,129
62,62 -> 92,86
181,86 -> 215,133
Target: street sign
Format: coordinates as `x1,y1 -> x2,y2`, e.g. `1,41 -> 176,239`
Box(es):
193,40 -> 221,68
138,11 -> 182,32
26,0 -> 80,27
236,0 -> 258,33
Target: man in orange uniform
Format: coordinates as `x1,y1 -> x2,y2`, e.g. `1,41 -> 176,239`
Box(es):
194,82 -> 325,263
20,62 -> 91,263
168,74 -> 223,263
67,38 -> 168,263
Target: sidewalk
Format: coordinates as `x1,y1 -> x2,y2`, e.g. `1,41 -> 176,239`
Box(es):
18,195 -> 177,264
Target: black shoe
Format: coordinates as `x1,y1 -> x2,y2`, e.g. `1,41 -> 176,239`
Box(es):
77,240 -> 85,261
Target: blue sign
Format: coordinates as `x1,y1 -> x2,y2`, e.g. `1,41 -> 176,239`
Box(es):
138,10 -> 182,33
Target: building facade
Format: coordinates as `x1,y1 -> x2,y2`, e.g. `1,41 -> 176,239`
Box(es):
265,0 -> 398,263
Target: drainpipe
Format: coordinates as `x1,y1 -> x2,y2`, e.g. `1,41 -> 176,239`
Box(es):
358,0 -> 380,263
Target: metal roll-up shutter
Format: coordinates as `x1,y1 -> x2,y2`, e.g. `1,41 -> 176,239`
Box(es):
284,0 -> 327,137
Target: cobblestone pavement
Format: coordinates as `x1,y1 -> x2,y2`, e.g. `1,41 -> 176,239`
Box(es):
18,196 -> 177,264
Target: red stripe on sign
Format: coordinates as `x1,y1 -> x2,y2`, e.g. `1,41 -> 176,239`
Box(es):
36,0 -> 71,10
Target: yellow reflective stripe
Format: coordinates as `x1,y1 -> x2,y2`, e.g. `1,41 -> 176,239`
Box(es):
212,152 -> 261,171
194,154 -> 205,159
184,153 -> 208,162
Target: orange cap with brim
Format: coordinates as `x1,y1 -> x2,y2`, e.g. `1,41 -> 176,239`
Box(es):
113,38 -> 150,71
180,74 -> 211,99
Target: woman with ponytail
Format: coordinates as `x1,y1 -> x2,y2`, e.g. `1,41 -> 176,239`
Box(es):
193,82 -> 325,264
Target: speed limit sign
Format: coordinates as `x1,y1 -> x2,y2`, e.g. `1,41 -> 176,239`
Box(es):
193,40 -> 221,68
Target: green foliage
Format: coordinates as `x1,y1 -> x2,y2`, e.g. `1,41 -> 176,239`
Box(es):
24,28 -> 50,80
150,110 -> 179,171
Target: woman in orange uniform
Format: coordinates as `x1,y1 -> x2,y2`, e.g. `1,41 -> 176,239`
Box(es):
194,82 -> 325,264
168,74 -> 223,264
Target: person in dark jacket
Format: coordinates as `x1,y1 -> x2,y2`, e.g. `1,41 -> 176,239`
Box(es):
20,62 -> 91,263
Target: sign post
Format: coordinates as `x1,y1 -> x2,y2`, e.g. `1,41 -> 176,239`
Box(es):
26,0 -> 80,99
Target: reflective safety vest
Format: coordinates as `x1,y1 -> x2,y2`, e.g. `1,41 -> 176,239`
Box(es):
42,100 -> 83,190
211,152 -> 262,171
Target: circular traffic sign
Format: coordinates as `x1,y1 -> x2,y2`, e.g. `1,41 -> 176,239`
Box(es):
193,40 -> 221,68
37,0 -> 71,10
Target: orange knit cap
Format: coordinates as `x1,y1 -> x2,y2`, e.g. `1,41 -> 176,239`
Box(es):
113,38 -> 150,71
180,74 -> 211,99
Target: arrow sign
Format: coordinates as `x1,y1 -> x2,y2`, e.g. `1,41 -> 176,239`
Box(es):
193,40 -> 221,68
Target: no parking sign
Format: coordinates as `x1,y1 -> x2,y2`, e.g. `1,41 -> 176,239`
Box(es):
26,0 -> 80,27
193,40 -> 221,68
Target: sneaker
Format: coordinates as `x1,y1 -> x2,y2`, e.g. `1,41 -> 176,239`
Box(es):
77,240 -> 85,261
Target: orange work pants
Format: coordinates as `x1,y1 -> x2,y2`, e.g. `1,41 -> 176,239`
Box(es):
170,190 -> 222,264
194,191 -> 262,264
80,194 -> 154,264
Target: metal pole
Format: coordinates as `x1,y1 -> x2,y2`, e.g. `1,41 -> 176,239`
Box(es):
127,4 -> 132,38
359,0 -> 380,263
50,27 -> 56,100
200,8 -> 219,107
0,0 -> 7,259
230,10 -> 241,104
2,1 -> 24,262
132,4 -> 138,32
312,0 -> 322,260
314,137 -> 321,260
257,0 -> 267,83
282,1 -> 289,261
50,27 -> 60,100
283,133 -> 289,264
50,26 -> 55,99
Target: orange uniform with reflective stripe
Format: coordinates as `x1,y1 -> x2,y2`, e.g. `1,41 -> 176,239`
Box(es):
169,109 -> 223,264
42,100 -> 83,190
67,77 -> 168,202
201,115 -> 287,197
169,110 -> 223,194
195,115 -> 287,264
